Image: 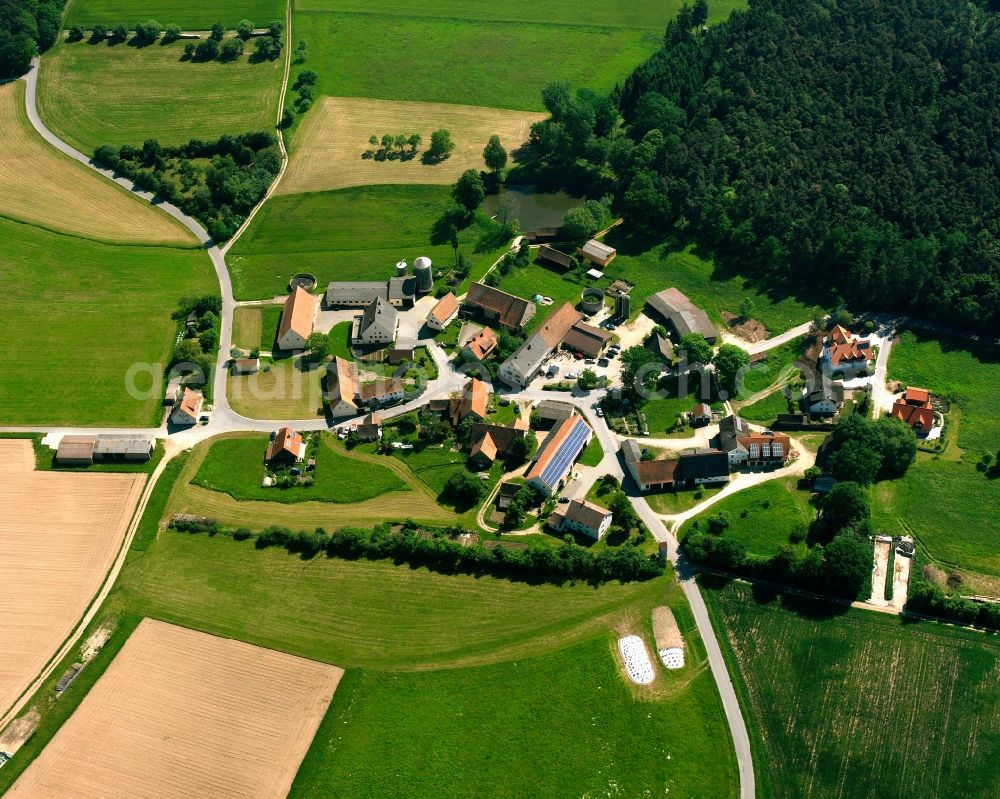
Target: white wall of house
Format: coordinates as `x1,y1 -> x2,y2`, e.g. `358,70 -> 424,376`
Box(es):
562,514 -> 612,540
278,328 -> 308,351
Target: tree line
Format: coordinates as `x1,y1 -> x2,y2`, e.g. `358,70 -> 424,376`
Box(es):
94,131 -> 281,241
0,0 -> 62,77
170,519 -> 667,585
527,0 -> 1000,334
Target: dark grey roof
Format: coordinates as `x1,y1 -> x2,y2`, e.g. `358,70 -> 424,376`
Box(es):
326,281 -> 388,305
359,296 -> 397,339
809,380 -> 845,404
717,414 -> 751,453
646,332 -> 674,361
93,435 -> 155,456
388,276 -> 416,301
620,438 -> 642,465
535,399 -> 576,421
679,449 -> 729,481
645,288 -> 717,343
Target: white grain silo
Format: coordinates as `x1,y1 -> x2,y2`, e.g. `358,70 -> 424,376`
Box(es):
414,256 -> 433,293
396,259 -> 408,277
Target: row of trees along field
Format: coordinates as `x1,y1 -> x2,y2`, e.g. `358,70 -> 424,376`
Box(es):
0,0 -> 62,77
527,0 -> 1000,334
94,132 -> 281,241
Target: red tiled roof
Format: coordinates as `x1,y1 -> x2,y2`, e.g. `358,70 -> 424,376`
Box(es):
891,401 -> 934,430
828,324 -> 853,345
635,458 -> 679,485
470,432 -> 497,462
278,286 -> 316,342
537,302 -> 583,349
266,427 -> 304,462
828,340 -> 869,366
429,292 -> 459,324
464,327 -> 498,360
902,387 -> 930,405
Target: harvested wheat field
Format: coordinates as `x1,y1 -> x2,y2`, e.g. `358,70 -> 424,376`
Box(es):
6,618 -> 343,799
0,83 -> 194,246
0,439 -> 145,720
279,96 -> 545,194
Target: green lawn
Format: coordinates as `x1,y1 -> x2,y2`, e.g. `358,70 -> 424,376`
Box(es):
739,389 -> 794,424
294,11 -> 662,112
578,435 -> 604,467
391,445 -> 469,494
702,580 -> 1000,799
0,218 -> 215,426
289,635 -> 736,799
888,328 -> 1000,455
37,35 -> 282,155
191,434 -> 406,504
639,372 -> 719,434
494,262 -> 598,332
680,478 -> 813,558
228,186 -> 502,300
603,228 -> 818,334
871,456 -> 1000,577
737,338 -> 808,397
66,0 -> 286,33
645,484 -> 724,514
327,321 -> 353,359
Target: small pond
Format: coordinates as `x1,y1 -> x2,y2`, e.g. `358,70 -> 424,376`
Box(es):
482,185 -> 583,232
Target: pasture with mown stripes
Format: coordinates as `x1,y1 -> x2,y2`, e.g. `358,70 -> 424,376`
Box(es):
703,579 -> 1000,799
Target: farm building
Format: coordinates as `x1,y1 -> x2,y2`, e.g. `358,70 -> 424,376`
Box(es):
807,380 -> 844,414
355,412 -> 382,442
467,419 -> 528,469
645,332 -> 674,363
169,387 -> 203,426
717,415 -> 790,468
325,357 -> 360,418
266,427 -> 306,469
93,435 -> 154,462
533,399 -> 575,429
426,292 -> 459,331
232,358 -> 260,375
646,288 -> 717,345
277,286 -> 317,351
538,245 -> 574,270
358,378 -> 405,409
431,378 -> 489,426
621,439 -> 680,492
55,435 -> 98,466
576,239 -> 616,268
325,277 -> 416,309
690,403 -> 713,427
460,326 -> 498,361
163,376 -> 183,406
549,498 -> 613,540
498,302 -> 582,388
561,321 -> 612,358
525,414 -> 592,496
464,282 -> 536,332
354,296 -> 398,346
677,449 -> 730,484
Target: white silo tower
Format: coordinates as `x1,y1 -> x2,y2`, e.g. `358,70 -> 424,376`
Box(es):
396,259 -> 408,277
414,256 -> 433,293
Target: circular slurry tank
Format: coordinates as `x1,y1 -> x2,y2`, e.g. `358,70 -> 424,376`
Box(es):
289,273 -> 317,292
580,287 -> 605,315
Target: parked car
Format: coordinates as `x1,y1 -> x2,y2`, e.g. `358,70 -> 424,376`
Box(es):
558,496 -> 570,504
585,358 -> 596,364
598,358 -> 610,367
596,407 -> 605,418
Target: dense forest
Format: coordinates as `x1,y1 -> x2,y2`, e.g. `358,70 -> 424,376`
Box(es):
530,0 -> 1000,332
0,0 -> 63,76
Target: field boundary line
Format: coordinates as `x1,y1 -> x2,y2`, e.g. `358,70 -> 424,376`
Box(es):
0,451 -> 174,732
221,0 -> 293,256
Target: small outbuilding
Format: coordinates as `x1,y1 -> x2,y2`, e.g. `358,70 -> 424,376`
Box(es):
577,239 -> 616,269
538,245 -> 574,271
56,435 -> 97,466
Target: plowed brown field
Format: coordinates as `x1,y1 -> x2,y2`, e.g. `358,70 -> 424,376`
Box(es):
279,96 -> 545,194
5,619 -> 343,799
0,440 -> 144,721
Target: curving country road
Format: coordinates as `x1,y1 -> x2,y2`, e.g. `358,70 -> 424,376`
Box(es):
13,50 -> 758,799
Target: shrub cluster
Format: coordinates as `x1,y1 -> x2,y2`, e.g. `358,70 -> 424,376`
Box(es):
94,132 -> 281,241
173,521 -> 666,584
906,558 -> 1000,630
0,0 -> 62,77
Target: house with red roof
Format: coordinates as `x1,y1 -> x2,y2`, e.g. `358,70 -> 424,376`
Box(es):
891,387 -> 935,434
821,325 -> 872,377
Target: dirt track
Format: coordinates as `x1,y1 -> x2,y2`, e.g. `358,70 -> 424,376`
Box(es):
279,96 -> 545,194
0,440 -> 145,722
5,618 -> 343,799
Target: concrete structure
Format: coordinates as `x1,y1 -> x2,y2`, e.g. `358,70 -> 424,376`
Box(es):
325,357 -> 360,418
498,302 -> 581,388
550,498 -> 613,540
614,293 -> 631,320
169,387 -> 203,426
646,288 -> 717,344
355,297 -> 398,346
413,256 -> 433,293
464,282 -> 536,332
265,427 -> 306,468
580,287 -> 605,315
276,286 -> 317,351
426,292 -> 459,331
577,239 -> 616,268
525,414 -> 592,496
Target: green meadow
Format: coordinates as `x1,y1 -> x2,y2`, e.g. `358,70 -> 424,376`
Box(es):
703,580 -> 1000,799
0,218 -> 214,427
65,0 -> 285,30
228,185 -> 502,299
38,35 -> 282,155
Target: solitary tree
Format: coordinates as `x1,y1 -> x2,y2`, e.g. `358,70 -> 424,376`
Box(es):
407,133 -> 421,152
306,332 -> 330,361
739,296 -> 755,320
713,343 -> 750,395
210,21 -> 225,41
92,23 -> 108,40
577,369 -> 599,390
678,333 -> 714,366
68,25 -> 85,41
237,19 -> 254,40
561,206 -> 598,242
483,134 -> 507,175
427,129 -> 455,161
453,169 -> 485,214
